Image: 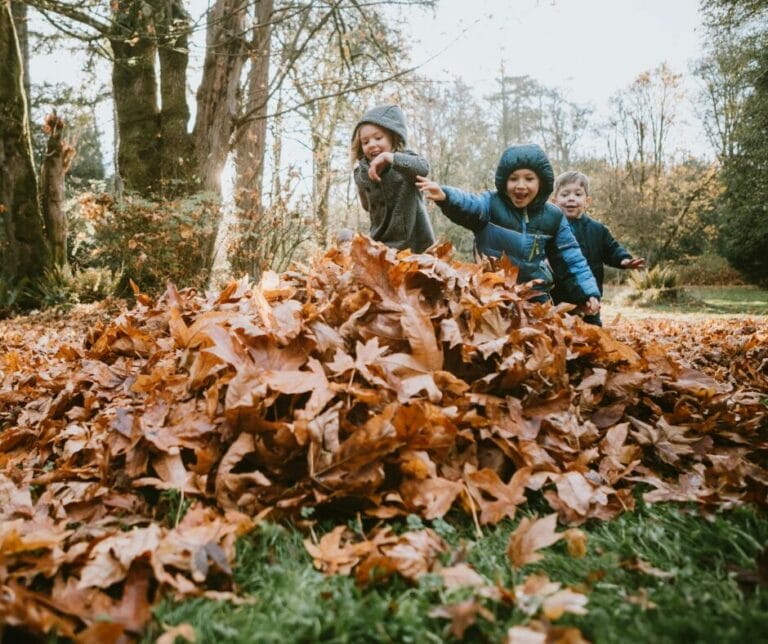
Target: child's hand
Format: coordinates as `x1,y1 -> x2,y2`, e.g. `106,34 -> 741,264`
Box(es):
621,257 -> 646,270
583,296 -> 601,315
415,176 -> 446,202
368,152 -> 394,182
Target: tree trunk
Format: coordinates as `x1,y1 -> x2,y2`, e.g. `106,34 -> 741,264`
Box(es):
10,1 -> 29,117
310,95 -> 343,247
152,0 -> 196,195
193,0 -> 248,193
235,0 -> 273,213
110,1 -> 161,195
40,112 -> 73,268
0,0 -> 47,283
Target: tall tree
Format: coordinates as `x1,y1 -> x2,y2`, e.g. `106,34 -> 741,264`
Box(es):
605,64 -> 683,201
534,87 -> 592,171
703,0 -> 768,284
0,0 -> 48,284
486,69 -> 543,147
694,41 -> 750,162
235,0 -> 274,213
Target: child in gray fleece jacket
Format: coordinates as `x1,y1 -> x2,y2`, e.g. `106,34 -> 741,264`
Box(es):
351,105 -> 435,253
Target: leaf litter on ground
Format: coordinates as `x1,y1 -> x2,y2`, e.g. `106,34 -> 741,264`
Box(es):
0,235 -> 766,639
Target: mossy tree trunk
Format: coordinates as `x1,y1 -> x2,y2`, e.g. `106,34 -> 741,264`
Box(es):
0,0 -> 48,284
152,0 -> 196,195
109,0 -> 162,195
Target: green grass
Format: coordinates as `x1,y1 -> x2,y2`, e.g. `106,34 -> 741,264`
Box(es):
144,502 -> 768,643
603,284 -> 768,317
686,286 -> 768,315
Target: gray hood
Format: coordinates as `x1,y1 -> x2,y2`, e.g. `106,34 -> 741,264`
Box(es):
353,105 -> 408,146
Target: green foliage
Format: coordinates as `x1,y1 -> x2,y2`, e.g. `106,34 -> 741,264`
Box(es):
79,192 -> 219,295
145,503 -> 768,643
0,276 -> 27,318
717,69 -> 768,285
703,0 -> 768,286
70,266 -> 122,303
675,253 -> 744,285
25,264 -> 121,310
25,265 -> 79,309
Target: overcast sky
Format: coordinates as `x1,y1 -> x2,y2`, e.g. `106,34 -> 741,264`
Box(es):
399,0 -> 704,107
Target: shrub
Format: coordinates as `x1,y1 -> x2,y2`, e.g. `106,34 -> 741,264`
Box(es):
228,182 -> 316,278
628,264 -> 679,290
25,265 -> 122,309
70,266 -> 122,303
78,192 -> 219,295
674,254 -> 744,285
623,264 -> 682,306
25,265 -> 79,309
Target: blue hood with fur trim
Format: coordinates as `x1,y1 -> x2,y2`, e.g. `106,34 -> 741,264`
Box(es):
494,143 -> 555,214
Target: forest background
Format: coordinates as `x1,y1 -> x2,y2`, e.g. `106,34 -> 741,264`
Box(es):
1,0 -> 766,308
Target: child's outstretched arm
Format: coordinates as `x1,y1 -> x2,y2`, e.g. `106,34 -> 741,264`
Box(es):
602,226 -> 645,269
369,151 -> 429,182
416,176 -> 490,232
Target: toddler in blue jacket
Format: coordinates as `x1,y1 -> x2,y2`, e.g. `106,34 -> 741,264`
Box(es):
551,171 -> 645,326
416,144 -> 600,313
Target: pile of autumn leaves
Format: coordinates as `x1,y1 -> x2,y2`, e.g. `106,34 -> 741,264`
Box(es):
1,235 -> 766,640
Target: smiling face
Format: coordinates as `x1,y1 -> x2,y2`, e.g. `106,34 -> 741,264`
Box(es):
506,168 -> 540,209
554,181 -> 591,219
358,124 -> 394,161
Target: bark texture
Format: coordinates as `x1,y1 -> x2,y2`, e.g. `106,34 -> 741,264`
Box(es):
0,0 -> 47,282
193,0 -> 248,193
235,0 -> 273,213
40,113 -> 74,268
153,0 -> 195,194
110,0 -> 161,194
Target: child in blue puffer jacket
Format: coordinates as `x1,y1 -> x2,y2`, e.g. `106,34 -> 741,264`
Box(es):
415,144 -> 600,313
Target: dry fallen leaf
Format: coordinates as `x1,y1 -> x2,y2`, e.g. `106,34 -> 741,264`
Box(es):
430,599 -> 495,639
507,514 -> 563,568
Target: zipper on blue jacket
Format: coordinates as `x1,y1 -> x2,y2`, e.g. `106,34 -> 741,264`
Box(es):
522,207 -> 530,257
528,234 -> 539,261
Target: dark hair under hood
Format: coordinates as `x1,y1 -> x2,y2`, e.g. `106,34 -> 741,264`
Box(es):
494,143 -> 555,214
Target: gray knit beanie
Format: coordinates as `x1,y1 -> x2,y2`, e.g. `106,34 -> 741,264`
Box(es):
354,105 -> 408,146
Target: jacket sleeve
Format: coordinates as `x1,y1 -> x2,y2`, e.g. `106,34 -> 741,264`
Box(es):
353,165 -> 369,211
548,215 -> 600,302
601,224 -> 633,268
435,187 -> 491,233
392,151 -> 429,180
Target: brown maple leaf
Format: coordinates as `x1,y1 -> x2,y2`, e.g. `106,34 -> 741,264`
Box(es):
506,514 -> 563,568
